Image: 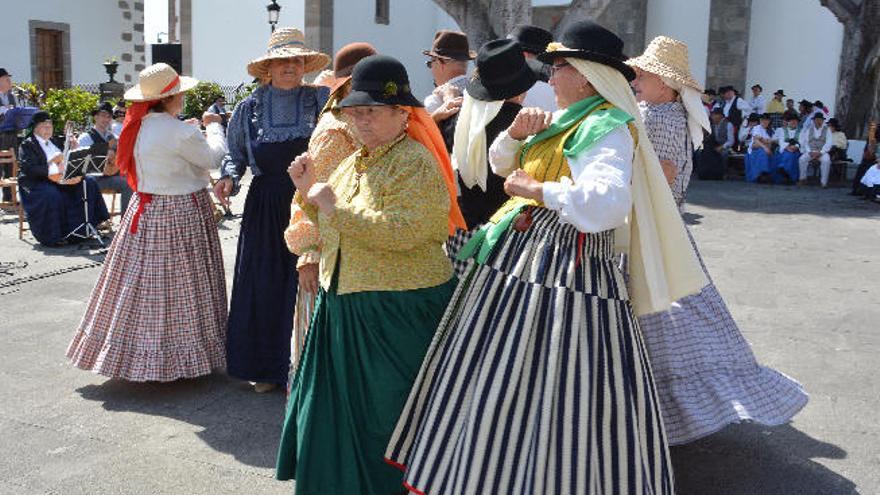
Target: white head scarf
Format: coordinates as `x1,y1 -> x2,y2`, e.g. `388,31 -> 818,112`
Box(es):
660,76 -> 711,150
451,92 -> 504,191
567,58 -> 708,316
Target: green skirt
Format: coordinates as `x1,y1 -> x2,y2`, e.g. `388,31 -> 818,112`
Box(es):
275,278 -> 457,495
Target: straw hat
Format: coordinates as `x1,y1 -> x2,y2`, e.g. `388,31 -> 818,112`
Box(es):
124,63 -> 198,102
247,28 -> 330,80
626,36 -> 702,91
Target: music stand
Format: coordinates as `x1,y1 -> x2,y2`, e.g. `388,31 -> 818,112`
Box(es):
62,149 -> 108,246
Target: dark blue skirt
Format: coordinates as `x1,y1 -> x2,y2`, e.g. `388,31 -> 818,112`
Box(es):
19,177 -> 110,246
745,148 -> 774,182
225,174 -> 299,385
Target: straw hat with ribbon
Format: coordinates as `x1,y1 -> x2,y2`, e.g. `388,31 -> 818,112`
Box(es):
123,63 -> 198,102
626,36 -> 711,150
247,28 -> 330,82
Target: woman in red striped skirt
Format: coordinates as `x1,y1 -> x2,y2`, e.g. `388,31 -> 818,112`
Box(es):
66,63 -> 229,382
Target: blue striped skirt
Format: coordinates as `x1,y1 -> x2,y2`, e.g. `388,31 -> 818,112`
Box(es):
386,207 -> 674,495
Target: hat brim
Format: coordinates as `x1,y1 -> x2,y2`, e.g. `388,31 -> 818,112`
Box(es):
625,56 -> 702,91
123,76 -> 199,102
466,58 -> 544,102
538,49 -> 636,81
247,47 -> 332,80
422,50 -> 477,61
337,89 -> 423,109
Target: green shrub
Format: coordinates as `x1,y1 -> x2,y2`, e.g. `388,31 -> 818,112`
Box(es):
42,87 -> 100,133
231,82 -> 259,109
183,81 -> 224,120
14,83 -> 45,108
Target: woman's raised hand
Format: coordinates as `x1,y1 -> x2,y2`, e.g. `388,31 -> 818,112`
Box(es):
288,153 -> 316,192
507,108 -> 553,141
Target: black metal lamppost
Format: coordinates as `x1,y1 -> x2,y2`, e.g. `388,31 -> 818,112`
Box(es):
267,1 -> 281,32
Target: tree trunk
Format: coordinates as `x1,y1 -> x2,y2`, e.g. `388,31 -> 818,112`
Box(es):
822,0 -> 880,138
431,0 -> 531,51
555,0 -> 613,37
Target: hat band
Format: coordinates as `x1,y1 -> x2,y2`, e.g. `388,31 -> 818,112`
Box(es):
157,76 -> 180,97
269,40 -> 305,51
353,81 -> 411,94
478,64 -> 532,87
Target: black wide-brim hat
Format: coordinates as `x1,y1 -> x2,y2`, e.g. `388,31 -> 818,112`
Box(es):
507,25 -> 554,55
0,68 -> 10,78
29,111 -> 51,129
338,55 -> 423,108
537,20 -> 635,81
467,39 -> 544,102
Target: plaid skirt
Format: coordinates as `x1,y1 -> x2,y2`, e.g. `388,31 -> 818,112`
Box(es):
443,228 -> 476,279
67,189 -> 228,382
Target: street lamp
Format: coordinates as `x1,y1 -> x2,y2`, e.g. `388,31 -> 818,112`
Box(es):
267,0 -> 281,32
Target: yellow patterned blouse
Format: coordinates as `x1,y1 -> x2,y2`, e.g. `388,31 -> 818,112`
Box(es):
284,110 -> 360,267
304,133 -> 452,295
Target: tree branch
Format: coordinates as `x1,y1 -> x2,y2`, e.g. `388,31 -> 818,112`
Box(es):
555,0 -> 613,36
819,0 -> 859,23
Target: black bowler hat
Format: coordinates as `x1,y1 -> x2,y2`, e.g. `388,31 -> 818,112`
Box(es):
828,117 -> 840,127
774,89 -> 785,96
91,101 -> 114,116
0,68 -> 10,78
337,55 -> 422,108
798,99 -> 813,107
747,113 -> 760,123
507,25 -> 553,55
538,20 -> 635,81
812,112 -> 825,120
467,39 -> 544,102
29,111 -> 51,128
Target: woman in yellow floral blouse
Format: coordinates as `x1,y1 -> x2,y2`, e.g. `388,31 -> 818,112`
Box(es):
283,42 -> 376,377
275,55 -> 466,495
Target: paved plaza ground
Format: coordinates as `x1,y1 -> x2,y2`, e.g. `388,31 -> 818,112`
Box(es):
0,179 -> 877,495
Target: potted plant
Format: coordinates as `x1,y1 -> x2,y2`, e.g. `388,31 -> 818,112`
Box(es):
103,57 -> 119,83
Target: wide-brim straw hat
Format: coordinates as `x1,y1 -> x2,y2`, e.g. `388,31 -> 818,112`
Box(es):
247,28 -> 330,80
626,36 -> 702,91
124,63 -> 198,102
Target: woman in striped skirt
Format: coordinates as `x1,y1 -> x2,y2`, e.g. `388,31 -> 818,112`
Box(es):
385,22 -> 709,495
627,37 -> 807,445
67,64 -> 228,381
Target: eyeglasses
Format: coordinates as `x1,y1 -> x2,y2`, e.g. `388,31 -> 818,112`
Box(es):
549,62 -> 571,77
425,58 -> 446,68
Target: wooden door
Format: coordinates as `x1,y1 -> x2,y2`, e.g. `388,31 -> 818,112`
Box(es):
35,28 -> 64,90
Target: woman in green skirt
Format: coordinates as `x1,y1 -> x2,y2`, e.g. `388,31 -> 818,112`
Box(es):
275,54 -> 466,495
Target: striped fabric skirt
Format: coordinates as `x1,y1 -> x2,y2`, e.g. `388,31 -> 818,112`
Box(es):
386,207 -> 674,495
67,190 -> 227,382
443,228 -> 475,279
636,226 -> 808,445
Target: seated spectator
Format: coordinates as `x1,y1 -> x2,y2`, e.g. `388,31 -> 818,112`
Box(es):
17,111 -> 110,246
695,107 -> 733,180
798,112 -> 832,187
772,111 -> 802,184
858,162 -> 880,201
702,88 -> 718,114
749,84 -> 766,115
785,98 -> 797,114
850,124 -> 879,195
111,105 -> 125,137
738,111 -> 759,151
716,86 -> 750,147
814,100 -> 830,118
206,95 -> 229,127
77,102 -> 133,215
798,99 -> 815,131
745,113 -> 774,183
827,118 -> 848,161
766,89 -> 786,114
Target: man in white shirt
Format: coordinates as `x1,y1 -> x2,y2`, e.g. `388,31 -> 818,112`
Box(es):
507,25 -> 557,112
798,112 -> 833,186
749,84 -> 766,115
772,111 -> 802,183
715,85 -> 750,144
422,30 -> 474,122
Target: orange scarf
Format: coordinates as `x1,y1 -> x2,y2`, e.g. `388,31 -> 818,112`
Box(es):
402,106 -> 466,235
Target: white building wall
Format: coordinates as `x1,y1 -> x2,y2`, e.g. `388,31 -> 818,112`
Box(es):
186,0 -> 306,84
746,0 -> 842,115
644,0 -> 712,88
0,0 -> 143,85
333,0 -> 460,99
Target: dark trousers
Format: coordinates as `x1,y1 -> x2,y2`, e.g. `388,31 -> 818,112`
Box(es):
851,160 -> 876,194
0,131 -> 17,202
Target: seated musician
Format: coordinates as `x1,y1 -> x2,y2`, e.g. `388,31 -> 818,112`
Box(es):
17,111 -> 110,246
77,102 -> 132,214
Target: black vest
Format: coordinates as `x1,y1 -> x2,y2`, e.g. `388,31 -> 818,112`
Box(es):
726,97 -> 743,128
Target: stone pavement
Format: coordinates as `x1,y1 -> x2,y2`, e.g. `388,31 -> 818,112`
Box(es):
0,179 -> 877,495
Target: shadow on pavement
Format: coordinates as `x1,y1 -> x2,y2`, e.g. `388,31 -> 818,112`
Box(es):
672,423 -> 858,495
75,373 -> 286,469
687,180 -> 880,219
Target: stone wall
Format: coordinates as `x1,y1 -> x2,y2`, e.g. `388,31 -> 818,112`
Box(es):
116,0 -> 146,84
705,0 -> 751,93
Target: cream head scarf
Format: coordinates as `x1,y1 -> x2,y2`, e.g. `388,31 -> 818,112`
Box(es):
452,92 -> 504,191
561,54 -> 708,316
